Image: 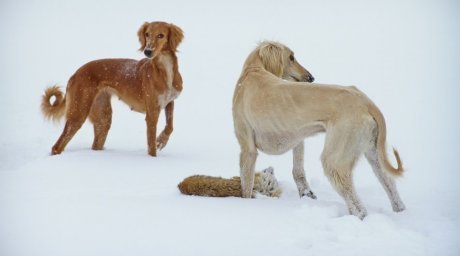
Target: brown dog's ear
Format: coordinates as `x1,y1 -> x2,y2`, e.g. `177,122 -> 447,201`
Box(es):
168,23 -> 184,51
258,42 -> 284,77
137,22 -> 149,51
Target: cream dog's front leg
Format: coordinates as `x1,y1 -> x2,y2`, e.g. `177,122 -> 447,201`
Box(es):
293,141 -> 316,199
240,151 -> 258,198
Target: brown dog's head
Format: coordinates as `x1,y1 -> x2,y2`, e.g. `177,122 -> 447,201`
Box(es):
137,21 -> 184,59
258,41 -> 314,82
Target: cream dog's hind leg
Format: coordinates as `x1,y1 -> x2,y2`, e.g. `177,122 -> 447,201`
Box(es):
321,124 -> 367,219
365,149 -> 406,212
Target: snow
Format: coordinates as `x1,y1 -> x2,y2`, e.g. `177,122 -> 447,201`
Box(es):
1,0 -> 459,255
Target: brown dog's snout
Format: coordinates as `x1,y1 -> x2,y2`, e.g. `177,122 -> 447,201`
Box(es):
144,49 -> 153,58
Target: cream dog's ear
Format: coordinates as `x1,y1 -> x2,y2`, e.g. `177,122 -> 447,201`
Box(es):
258,42 -> 284,77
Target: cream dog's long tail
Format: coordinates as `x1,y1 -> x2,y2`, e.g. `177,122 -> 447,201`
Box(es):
368,103 -> 403,176
41,85 -> 66,122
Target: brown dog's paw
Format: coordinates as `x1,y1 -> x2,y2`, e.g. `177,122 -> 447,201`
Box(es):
148,149 -> 157,157
156,132 -> 170,151
51,146 -> 62,155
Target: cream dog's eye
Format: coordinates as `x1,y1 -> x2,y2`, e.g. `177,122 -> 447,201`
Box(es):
157,34 -> 164,39
289,55 -> 295,61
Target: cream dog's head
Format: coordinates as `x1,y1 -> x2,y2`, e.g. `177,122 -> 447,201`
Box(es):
258,41 -> 314,82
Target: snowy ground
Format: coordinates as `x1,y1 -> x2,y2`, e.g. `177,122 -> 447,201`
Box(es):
1,0 -> 459,255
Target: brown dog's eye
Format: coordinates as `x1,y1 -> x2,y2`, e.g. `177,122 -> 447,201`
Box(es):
145,32 -> 149,38
157,34 -> 164,39
289,55 -> 295,61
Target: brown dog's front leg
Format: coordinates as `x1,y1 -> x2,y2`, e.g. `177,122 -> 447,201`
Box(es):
146,106 -> 160,157
172,60 -> 183,92
157,101 -> 174,151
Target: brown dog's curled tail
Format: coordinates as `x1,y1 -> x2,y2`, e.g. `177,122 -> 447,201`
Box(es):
41,85 -> 66,122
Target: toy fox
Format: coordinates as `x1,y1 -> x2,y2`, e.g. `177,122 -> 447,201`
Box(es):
178,167 -> 282,198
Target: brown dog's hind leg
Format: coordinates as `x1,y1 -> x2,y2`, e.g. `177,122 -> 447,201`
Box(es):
51,85 -> 96,155
89,91 -> 112,150
52,116 -> 88,155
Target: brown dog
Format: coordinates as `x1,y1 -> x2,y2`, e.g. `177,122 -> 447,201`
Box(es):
41,21 -> 184,156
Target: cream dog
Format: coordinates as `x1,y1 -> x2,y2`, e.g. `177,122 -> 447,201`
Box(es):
232,41 -> 405,219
